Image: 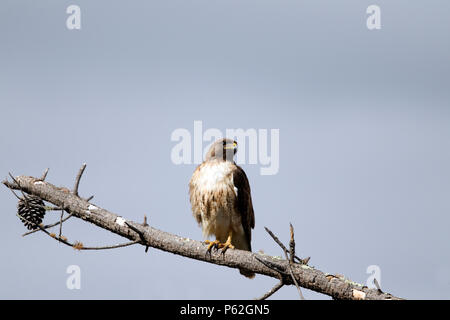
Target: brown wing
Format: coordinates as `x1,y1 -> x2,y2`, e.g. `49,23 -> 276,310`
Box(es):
232,165 -> 255,251
189,163 -> 204,225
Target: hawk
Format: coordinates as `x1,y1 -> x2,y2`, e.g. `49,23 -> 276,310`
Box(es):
189,138 -> 255,278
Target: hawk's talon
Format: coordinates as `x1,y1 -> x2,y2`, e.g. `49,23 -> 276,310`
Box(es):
220,242 -> 234,255
205,240 -> 221,254
219,234 -> 234,255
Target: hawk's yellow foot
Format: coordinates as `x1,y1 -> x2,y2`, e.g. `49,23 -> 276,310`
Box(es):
219,234 -> 235,254
205,239 -> 221,253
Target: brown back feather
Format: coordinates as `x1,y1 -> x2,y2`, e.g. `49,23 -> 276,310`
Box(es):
232,165 -> 255,251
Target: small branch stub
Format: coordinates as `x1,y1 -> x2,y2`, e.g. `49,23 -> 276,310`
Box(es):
73,163 -> 87,196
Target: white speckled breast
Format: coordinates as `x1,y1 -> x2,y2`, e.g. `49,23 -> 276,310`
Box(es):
196,160 -> 234,191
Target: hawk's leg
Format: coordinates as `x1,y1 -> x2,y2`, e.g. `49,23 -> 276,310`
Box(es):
205,239 -> 221,253
219,233 -> 235,254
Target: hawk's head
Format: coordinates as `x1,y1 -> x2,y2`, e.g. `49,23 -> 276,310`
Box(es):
206,138 -> 237,162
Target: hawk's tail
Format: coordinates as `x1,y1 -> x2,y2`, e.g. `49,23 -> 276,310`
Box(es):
239,268 -> 255,279
232,235 -> 255,279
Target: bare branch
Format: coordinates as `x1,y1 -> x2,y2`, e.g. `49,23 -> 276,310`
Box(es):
125,221 -> 146,244
2,173 -> 403,300
287,224 -> 304,300
265,226 -> 304,300
254,255 -> 289,276
22,213 -> 74,237
78,241 -> 139,251
8,173 -> 28,201
40,168 -> 49,181
374,278 -> 383,293
58,206 -> 64,242
289,223 -> 295,265
284,253 -> 304,300
298,256 -> 310,265
264,226 -> 288,252
257,280 -> 284,300
73,163 -> 86,196
16,212 -> 139,251
143,215 -> 149,227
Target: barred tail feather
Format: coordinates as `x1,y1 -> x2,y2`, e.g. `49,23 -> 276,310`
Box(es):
239,268 -> 255,279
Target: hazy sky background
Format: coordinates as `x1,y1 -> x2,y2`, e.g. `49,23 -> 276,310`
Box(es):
1,1 -> 449,299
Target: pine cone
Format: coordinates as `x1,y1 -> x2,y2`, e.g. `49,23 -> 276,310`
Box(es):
17,195 -> 46,230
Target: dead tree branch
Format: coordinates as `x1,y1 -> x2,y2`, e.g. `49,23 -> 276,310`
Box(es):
22,212 -> 74,237
14,211 -> 139,251
257,279 -> 284,300
2,169 -> 403,300
73,163 -> 86,197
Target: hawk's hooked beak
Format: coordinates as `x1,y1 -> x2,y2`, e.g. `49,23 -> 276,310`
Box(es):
224,142 -> 238,150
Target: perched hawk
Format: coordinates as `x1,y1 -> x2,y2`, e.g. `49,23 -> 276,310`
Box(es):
189,138 -> 255,278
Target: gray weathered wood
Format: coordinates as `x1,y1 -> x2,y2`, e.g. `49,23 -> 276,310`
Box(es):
2,175 -> 402,300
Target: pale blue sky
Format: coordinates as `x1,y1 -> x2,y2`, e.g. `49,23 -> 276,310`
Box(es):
1,1 -> 449,299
